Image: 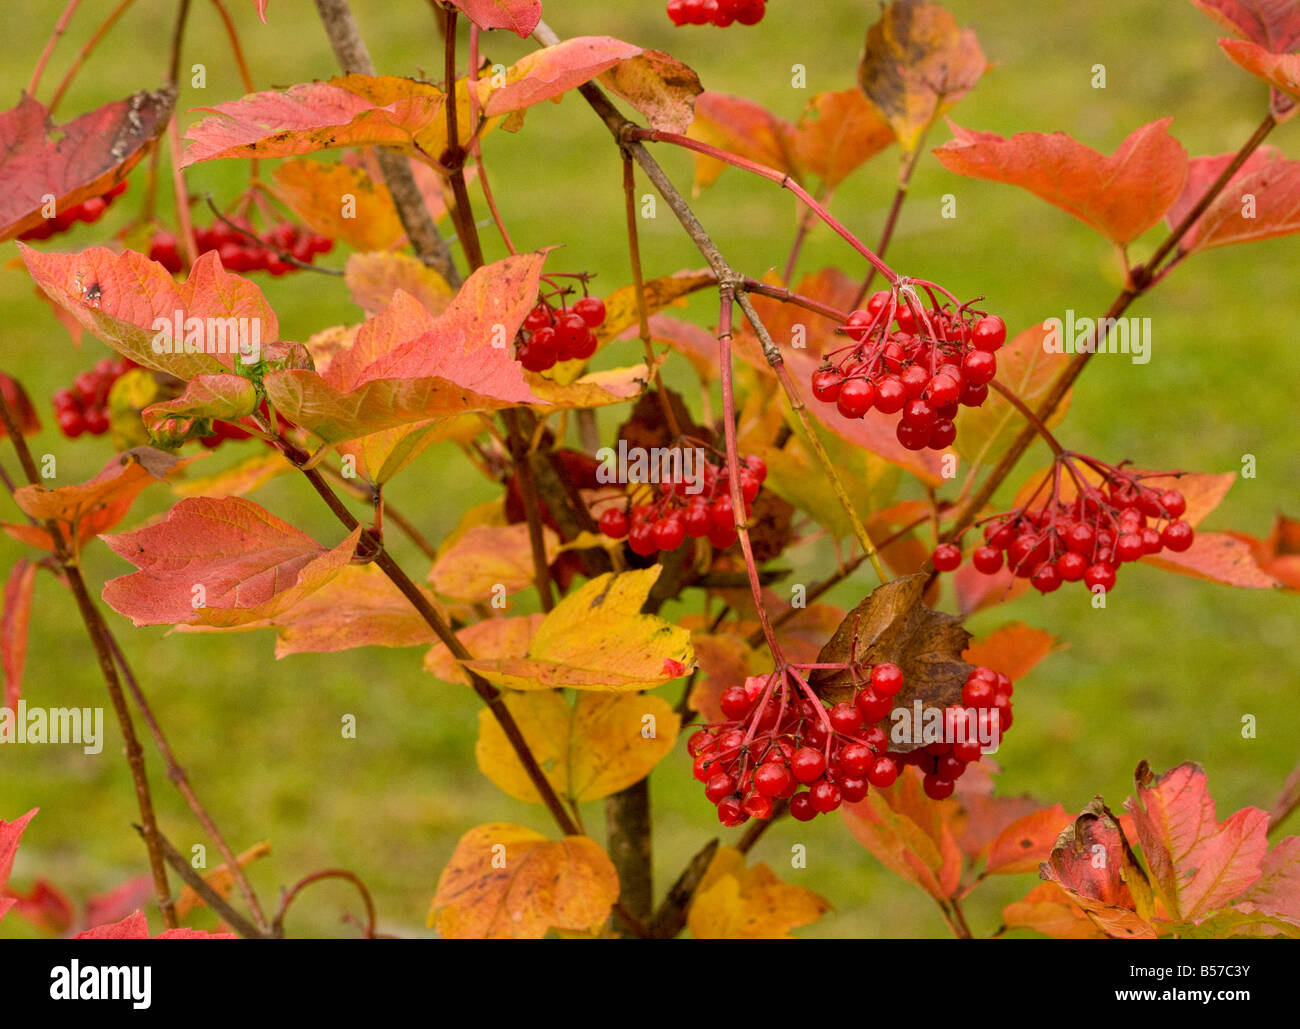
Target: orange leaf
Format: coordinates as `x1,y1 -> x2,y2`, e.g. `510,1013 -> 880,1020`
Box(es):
858,0 -> 987,153
447,0 -> 541,37
794,90 -> 895,189
424,614 -> 543,685
1,560 -> 37,710
273,159 -> 405,252
1225,512 -> 1300,589
688,846 -> 831,939
344,251 -> 453,317
1181,146 -> 1300,250
1002,881 -> 1108,939
1144,532 -> 1280,588
1164,145 -> 1282,250
0,91 -> 172,242
962,621 -> 1062,682
100,496 -> 362,628
1190,0 -> 1300,51
983,804 -> 1073,876
429,824 -> 619,939
932,119 -> 1188,246
686,92 -> 800,191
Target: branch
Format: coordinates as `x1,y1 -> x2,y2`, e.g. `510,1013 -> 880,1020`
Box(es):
311,0 -> 461,284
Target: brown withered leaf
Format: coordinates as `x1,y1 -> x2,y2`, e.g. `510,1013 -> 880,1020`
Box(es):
808,573 -> 970,747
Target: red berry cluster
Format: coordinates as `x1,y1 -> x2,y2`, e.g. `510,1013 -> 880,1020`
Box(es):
598,453 -> 767,554
148,220 -> 333,276
934,456 -> 1194,594
811,289 -> 1006,452
667,0 -> 768,27
691,663 -> 1014,826
18,182 -> 127,242
51,356 -> 137,438
515,296 -> 607,372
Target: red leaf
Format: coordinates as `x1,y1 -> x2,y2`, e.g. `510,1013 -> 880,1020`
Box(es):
0,374 -> 41,439
686,92 -> 800,190
448,0 -> 541,37
1164,146 -> 1281,250
1236,836 -> 1300,924
1144,531 -> 1280,588
962,622 -> 1061,682
83,875 -> 156,931
264,254 -> 546,443
101,496 -> 363,628
1182,145 -> 1300,249
794,90 -> 896,190
478,37 -> 642,119
1126,761 -> 1270,920
74,909 -> 235,939
1,560 -> 37,710
5,879 -> 75,935
1219,39 -> 1300,120
0,808 -> 38,921
932,119 -> 1189,246
7,448 -> 197,552
1225,512 -> 1300,589
19,246 -> 278,382
1191,0 -> 1300,51
0,91 -> 172,242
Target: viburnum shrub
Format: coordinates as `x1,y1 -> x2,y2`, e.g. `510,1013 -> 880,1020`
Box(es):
0,0 -> 1297,944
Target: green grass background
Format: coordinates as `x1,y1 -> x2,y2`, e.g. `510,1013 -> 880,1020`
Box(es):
0,0 -> 1296,938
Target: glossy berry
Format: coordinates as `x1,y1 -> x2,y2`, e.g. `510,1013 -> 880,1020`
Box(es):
866,754 -> 899,788
1161,520 -> 1194,552
719,685 -> 754,720
598,508 -> 629,539
932,543 -> 963,572
790,747 -> 827,784
788,792 -> 817,822
870,663 -> 904,697
753,761 -> 794,799
970,315 -> 1006,352
972,545 -> 1003,574
573,296 -> 607,328
922,774 -> 956,800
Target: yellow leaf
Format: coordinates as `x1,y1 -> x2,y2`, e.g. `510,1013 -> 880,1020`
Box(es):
429,823 -> 619,939
688,847 -> 831,939
424,614 -> 544,685
428,522 -> 559,602
462,567 -> 695,691
273,160 -> 404,252
476,690 -> 680,805
344,251 -> 453,316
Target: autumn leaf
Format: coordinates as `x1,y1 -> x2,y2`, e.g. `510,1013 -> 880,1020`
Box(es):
858,0 -> 986,153
0,91 -> 172,242
344,251 -> 453,316
73,910 -> 235,939
424,614 -> 543,685
1125,761 -> 1270,922
447,0 -> 541,38
1191,0 -> 1300,51
7,447 -> 197,552
600,50 -> 703,135
20,246 -> 278,382
462,567 -> 695,692
688,846 -> 831,939
933,120 -> 1188,246
141,373 -> 259,447
808,573 -> 973,745
0,374 -> 41,439
1,560 -> 37,710
794,89 -> 896,189
1235,836 -> 1300,925
264,256 -> 545,444
183,76 -> 452,165
687,634 -> 769,723
428,523 -> 560,601
1039,798 -> 1158,938
842,766 -> 964,900
1002,881 -> 1109,939
1225,512 -> 1300,589
100,496 -> 362,628
429,824 -> 619,938
1144,531 -> 1281,588
171,451 -> 293,499
982,805 -> 1073,876
954,321 -> 1073,466
1172,146 -> 1300,250
475,690 -> 680,805
273,159 -> 405,252
0,808 -> 38,922
686,92 -> 800,191
1219,39 -> 1300,120
962,622 -> 1062,682
174,841 -> 271,920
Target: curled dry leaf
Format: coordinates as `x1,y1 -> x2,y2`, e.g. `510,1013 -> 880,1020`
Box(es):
429,824 -> 619,939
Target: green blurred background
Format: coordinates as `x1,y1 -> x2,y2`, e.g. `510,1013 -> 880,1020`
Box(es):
1,0 -> 1296,938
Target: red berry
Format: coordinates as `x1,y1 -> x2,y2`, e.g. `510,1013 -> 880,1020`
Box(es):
753,761 -> 794,799
970,315 -> 1006,352
1031,562 -> 1062,593
932,543 -> 963,572
874,377 -> 906,414
840,777 -> 870,803
855,686 -> 892,723
829,702 -> 862,735
928,418 -> 957,450
573,296 -> 606,328
554,312 -> 589,359
788,792 -> 817,821
962,677 -> 995,708
926,374 -> 961,408
717,796 -> 748,826
654,517 -> 686,552
972,546 -> 1003,574
870,663 -> 904,697
866,754 -> 899,788
524,304 -> 552,331
962,349 -> 997,386
836,378 -> 875,418
1161,520 -> 1194,552
952,737 -> 984,764
57,410 -> 86,438
683,502 -> 711,538
743,794 -> 774,819
719,685 -> 753,720
896,419 -> 930,451
598,508 -> 629,539
1084,563 -> 1116,592
1064,522 -> 1096,555
666,0 -> 689,25
811,367 -> 842,403
1159,490 -> 1187,519
1116,533 -> 1146,563
627,522 -> 658,556
1058,551 -> 1087,581
791,747 -> 827,784
705,773 -> 737,804
840,742 -> 873,776
844,309 -> 873,342
923,774 -> 955,800
936,755 -> 966,780
83,407 -> 109,435
960,380 -> 989,407
809,779 -> 842,813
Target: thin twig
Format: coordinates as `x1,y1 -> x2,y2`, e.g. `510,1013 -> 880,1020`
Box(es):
28,0 -> 82,97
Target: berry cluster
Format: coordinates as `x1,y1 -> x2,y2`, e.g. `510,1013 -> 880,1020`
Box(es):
691,662 -> 1014,827
666,0 -> 768,27
811,288 -> 1006,452
148,220 -> 333,276
51,356 -> 137,438
515,295 -> 607,372
18,182 -> 127,242
934,455 -> 1194,594
597,451 -> 767,554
